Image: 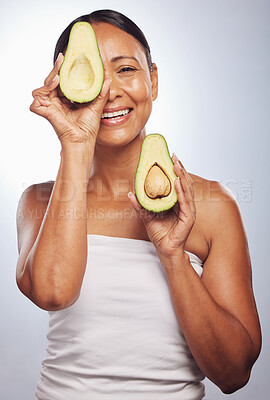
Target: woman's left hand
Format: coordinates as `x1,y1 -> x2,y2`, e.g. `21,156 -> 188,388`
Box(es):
128,154 -> 196,262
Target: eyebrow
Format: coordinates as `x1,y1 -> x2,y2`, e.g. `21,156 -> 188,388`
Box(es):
111,55 -> 140,64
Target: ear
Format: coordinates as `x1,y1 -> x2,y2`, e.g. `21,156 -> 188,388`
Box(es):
151,63 -> 158,101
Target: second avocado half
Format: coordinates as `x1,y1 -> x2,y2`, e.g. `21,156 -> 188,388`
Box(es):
59,22 -> 104,103
135,134 -> 178,212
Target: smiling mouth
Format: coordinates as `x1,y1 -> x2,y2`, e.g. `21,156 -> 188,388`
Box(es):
101,108 -> 132,119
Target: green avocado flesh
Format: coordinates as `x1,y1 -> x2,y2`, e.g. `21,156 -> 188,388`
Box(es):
135,134 -> 178,212
59,22 -> 104,103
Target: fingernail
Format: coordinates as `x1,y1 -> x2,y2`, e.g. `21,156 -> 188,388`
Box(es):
127,192 -> 132,199
48,75 -> 58,86
175,177 -> 180,186
177,160 -> 182,169
56,53 -> 62,62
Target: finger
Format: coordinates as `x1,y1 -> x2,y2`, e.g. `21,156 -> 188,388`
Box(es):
83,78 -> 112,120
47,74 -> 60,97
127,192 -> 155,224
71,78 -> 112,111
32,74 -> 60,99
32,86 -> 50,98
175,165 -> 196,217
90,78 -> 112,108
173,159 -> 192,190
174,161 -> 194,199
99,78 -> 112,98
172,154 -> 194,196
30,95 -> 51,117
173,177 -> 196,242
44,53 -> 64,86
127,191 -> 142,212
174,176 -> 195,223
172,153 -> 192,183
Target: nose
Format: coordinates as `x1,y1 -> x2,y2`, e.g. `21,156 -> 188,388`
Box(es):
104,72 -> 124,102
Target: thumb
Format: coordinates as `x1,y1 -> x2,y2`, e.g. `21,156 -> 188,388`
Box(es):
127,192 -> 142,212
127,192 -> 154,224
89,78 -> 112,116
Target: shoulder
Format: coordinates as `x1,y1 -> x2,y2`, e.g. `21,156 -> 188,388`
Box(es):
190,173 -> 239,213
19,180 -> 55,198
190,173 -> 235,204
189,173 -> 244,245
17,180 -> 55,221
17,180 -> 54,209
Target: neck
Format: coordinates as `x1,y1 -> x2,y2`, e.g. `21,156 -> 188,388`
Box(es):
89,129 -> 146,200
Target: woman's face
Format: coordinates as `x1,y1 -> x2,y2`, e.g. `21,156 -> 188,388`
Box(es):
92,22 -> 158,147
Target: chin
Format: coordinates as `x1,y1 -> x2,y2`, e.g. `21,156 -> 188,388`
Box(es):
96,128 -> 145,148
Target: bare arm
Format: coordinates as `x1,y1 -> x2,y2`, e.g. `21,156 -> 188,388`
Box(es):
16,55 -> 111,310
163,183 -> 261,393
16,145 -> 94,310
128,157 -> 261,394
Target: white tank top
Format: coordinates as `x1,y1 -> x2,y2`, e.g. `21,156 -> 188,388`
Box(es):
36,234 -> 205,400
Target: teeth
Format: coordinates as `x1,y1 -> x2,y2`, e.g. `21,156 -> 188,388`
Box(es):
102,108 -> 130,119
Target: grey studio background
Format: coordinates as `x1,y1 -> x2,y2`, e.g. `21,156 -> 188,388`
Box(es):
0,0 -> 269,399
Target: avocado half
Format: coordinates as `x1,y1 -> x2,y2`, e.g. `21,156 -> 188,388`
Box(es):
135,134 -> 178,212
59,21 -> 104,103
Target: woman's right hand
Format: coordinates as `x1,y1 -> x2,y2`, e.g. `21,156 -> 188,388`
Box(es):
30,53 -> 111,146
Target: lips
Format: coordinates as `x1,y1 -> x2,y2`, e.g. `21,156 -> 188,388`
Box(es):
101,107 -> 133,126
102,108 -> 131,119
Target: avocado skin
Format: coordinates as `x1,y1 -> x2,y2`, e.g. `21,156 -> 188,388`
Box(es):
135,134 -> 178,212
59,22 -> 104,103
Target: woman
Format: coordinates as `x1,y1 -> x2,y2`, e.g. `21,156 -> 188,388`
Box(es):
16,9 -> 261,400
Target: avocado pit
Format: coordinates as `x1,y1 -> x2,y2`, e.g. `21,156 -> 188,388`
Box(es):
144,163 -> 171,199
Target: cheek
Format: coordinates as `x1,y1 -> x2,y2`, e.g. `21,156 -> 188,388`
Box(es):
129,77 -> 152,103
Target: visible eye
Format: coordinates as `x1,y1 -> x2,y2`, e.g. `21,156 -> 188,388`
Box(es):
119,67 -> 137,73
